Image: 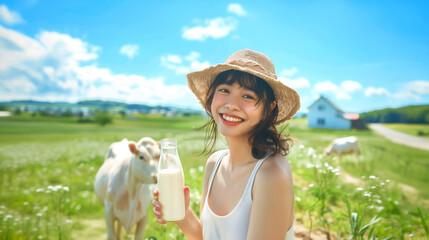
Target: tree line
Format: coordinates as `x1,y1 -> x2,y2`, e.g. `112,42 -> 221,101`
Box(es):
361,105 -> 429,123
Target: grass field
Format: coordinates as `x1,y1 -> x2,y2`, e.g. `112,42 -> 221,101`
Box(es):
382,123 -> 429,138
0,114 -> 428,239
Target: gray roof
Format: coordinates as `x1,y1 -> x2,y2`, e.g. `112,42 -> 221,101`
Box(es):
308,96 -> 344,113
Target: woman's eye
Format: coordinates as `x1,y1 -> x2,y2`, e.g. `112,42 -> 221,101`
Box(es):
243,94 -> 256,100
218,88 -> 229,93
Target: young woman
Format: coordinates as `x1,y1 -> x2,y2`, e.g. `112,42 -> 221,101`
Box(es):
152,49 -> 300,240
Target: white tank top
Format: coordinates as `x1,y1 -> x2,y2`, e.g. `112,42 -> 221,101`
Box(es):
201,150 -> 294,240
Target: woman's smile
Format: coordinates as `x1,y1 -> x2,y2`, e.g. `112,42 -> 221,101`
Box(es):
219,113 -> 245,126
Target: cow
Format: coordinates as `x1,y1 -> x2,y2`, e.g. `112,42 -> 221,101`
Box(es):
324,136 -> 360,159
94,137 -> 160,240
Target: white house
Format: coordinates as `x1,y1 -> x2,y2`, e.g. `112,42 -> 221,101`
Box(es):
307,96 -> 353,129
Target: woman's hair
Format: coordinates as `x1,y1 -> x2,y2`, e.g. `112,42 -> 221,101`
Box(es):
199,70 -> 293,159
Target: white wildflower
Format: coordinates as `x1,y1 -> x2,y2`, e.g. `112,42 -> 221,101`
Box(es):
296,197 -> 301,202
363,192 -> 371,197
307,147 -> 315,156
356,187 -> 363,191
198,166 -> 204,172
36,188 -> 44,192
308,184 -> 314,188
299,144 -> 304,149
63,186 -> 69,192
369,175 -> 376,179
36,213 -> 42,217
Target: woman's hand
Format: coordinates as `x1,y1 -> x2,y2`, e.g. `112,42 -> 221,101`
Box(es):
152,186 -> 191,224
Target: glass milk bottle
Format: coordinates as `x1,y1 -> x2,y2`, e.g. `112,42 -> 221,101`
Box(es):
157,139 -> 185,221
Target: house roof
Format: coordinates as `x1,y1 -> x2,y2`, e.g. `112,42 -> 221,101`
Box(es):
308,96 -> 344,113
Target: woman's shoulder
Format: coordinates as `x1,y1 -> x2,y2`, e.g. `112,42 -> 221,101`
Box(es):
205,149 -> 228,166
256,153 -> 293,188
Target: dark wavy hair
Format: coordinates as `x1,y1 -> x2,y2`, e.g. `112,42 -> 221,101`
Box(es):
199,70 -> 293,159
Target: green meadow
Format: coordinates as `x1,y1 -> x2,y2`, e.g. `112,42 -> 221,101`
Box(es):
0,114 -> 428,239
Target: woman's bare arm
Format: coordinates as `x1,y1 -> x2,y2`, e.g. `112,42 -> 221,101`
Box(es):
247,155 -> 294,240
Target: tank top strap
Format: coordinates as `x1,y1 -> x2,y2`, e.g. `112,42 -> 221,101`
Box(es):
245,152 -> 272,198
207,150 -> 229,193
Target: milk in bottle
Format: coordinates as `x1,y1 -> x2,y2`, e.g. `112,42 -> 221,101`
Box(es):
157,139 -> 185,221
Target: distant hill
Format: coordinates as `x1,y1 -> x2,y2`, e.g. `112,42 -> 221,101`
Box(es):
360,105 -> 429,124
0,100 -> 202,116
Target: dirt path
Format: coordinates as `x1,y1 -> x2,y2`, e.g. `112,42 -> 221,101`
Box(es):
369,124 -> 429,151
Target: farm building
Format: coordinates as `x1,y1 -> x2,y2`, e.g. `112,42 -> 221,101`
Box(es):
307,96 -> 366,129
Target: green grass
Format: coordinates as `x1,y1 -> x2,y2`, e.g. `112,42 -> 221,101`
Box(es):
0,115 -> 427,239
382,123 -> 429,138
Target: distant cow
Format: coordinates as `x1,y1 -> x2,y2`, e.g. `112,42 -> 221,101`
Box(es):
94,137 -> 160,240
325,136 -> 360,159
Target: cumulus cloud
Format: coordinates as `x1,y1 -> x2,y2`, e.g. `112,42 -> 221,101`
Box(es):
227,3 -> 247,16
278,67 -> 310,89
281,67 -> 298,77
314,81 -> 350,100
404,80 -> 429,95
161,51 -> 209,75
0,25 -> 197,108
390,80 -> 429,100
364,87 -> 391,97
182,17 -> 237,41
0,5 -> 24,25
280,77 -> 310,89
119,44 -> 139,58
341,80 -> 362,93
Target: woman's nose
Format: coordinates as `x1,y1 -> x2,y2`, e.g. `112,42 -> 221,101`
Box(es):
225,94 -> 240,110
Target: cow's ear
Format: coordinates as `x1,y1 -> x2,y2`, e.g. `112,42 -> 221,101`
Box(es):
128,141 -> 138,155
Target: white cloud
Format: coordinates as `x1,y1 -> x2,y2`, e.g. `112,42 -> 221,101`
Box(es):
281,67 -> 298,77
314,81 -> 339,92
0,25 -> 199,108
182,17 -> 237,41
404,80 -> 429,95
161,51 -> 209,74
166,54 -> 182,64
0,5 -> 24,25
190,60 -> 210,71
341,80 -> 362,93
390,80 -> 429,100
185,52 -> 200,61
119,44 -> 139,58
314,81 -> 351,100
364,87 -> 391,97
279,77 -> 310,89
393,91 -> 420,100
227,3 -> 247,16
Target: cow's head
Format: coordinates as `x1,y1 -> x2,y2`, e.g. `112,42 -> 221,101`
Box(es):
128,137 -> 161,183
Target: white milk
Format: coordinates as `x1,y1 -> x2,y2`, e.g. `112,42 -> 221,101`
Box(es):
157,168 -> 185,221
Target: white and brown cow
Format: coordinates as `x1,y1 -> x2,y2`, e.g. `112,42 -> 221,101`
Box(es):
94,137 -> 160,240
325,136 -> 360,159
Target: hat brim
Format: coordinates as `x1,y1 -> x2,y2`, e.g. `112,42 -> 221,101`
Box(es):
187,63 -> 300,125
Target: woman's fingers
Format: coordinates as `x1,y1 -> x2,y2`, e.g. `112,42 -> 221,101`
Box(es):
151,199 -> 162,209
152,189 -> 166,224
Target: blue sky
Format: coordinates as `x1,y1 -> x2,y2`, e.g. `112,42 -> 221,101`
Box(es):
0,0 -> 428,114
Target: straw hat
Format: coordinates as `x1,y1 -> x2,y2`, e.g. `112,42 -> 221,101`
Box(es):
187,49 -> 300,125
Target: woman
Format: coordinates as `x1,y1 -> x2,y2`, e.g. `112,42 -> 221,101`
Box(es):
152,49 -> 300,240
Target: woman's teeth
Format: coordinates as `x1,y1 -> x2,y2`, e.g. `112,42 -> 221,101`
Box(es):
221,114 -> 243,122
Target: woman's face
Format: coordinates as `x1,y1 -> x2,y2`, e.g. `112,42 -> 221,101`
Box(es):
210,81 -> 265,139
